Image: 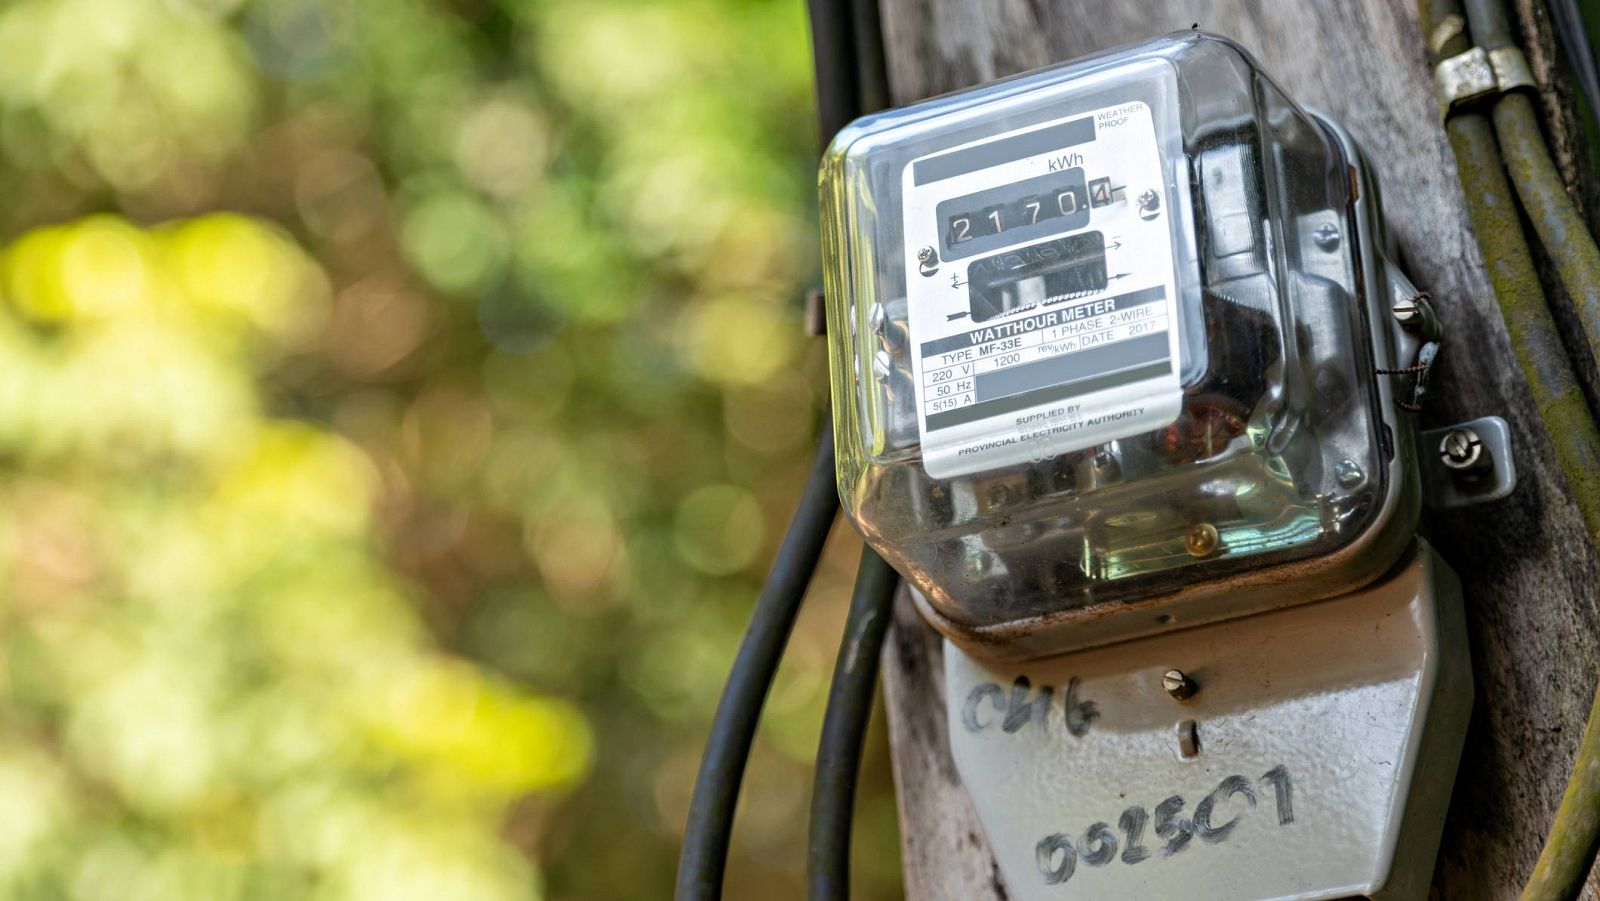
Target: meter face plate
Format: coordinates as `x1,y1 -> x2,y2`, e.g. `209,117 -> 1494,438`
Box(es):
941,541 -> 1471,901
901,101 -> 1184,478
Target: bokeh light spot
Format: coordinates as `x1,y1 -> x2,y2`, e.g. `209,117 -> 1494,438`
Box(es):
401,189 -> 510,296
681,294 -> 798,385
673,484 -> 764,575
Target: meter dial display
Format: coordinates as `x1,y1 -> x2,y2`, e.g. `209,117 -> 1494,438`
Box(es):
902,101 -> 1182,479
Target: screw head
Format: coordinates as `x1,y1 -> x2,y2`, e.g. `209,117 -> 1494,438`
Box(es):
1313,222 -> 1341,251
1334,458 -> 1364,488
1137,190 -> 1161,213
984,482 -> 1015,509
872,349 -> 895,383
1184,523 -> 1219,557
1439,427 -> 1486,472
966,550 -> 994,577
868,301 -> 888,333
1163,669 -> 1198,701
1392,297 -> 1425,328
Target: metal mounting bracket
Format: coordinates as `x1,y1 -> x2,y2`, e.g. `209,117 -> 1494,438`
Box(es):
1419,415 -> 1517,509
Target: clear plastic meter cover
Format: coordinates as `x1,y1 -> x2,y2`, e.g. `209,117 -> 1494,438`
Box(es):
820,33 -> 1390,631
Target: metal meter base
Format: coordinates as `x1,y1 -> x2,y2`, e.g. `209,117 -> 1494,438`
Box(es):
943,538 -> 1470,901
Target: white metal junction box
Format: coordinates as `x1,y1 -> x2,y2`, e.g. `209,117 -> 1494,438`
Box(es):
943,539 -> 1471,901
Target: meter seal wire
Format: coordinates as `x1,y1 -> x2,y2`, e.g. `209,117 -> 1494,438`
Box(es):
1376,341 -> 1441,412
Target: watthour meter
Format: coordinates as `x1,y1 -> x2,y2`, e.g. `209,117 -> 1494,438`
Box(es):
821,32 -> 1513,901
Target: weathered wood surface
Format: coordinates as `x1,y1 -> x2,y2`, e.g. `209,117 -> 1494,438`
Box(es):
876,3 -> 1600,899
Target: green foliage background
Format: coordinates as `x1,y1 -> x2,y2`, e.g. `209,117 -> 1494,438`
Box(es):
0,0 -> 899,898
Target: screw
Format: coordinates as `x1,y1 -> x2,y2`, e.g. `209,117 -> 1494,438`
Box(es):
868,301 -> 888,332
1184,522 -> 1220,557
1440,427 -> 1489,474
1313,222 -> 1341,252
872,349 -> 895,382
917,246 -> 936,264
1392,296 -> 1425,329
1177,719 -> 1201,758
1163,669 -> 1198,701
1137,190 -> 1161,216
966,550 -> 994,578
1334,458 -> 1364,489
985,482 -> 1014,508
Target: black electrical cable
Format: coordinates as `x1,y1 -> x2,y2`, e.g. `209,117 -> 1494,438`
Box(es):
847,0 -> 890,118
809,0 -> 860,152
806,548 -> 898,901
1548,0 -> 1600,132
803,1 -> 891,896
675,425 -> 838,901
675,4 -> 864,895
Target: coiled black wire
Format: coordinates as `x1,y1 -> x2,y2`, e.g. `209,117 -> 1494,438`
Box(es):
805,2 -> 892,897
674,425 -> 838,901
848,0 -> 889,118
675,2 -> 875,893
806,548 -> 899,901
809,0 -> 861,151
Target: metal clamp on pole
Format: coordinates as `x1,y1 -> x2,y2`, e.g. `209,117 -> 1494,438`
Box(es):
1433,44 -> 1537,120
1488,46 -> 1537,93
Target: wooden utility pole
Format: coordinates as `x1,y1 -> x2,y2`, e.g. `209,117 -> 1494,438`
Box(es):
875,2 -> 1600,898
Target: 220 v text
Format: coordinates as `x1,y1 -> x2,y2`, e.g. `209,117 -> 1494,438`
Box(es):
1035,766 -> 1295,886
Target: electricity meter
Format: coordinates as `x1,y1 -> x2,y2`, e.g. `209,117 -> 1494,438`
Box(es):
821,32 -> 1513,901
822,30 -> 1420,656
